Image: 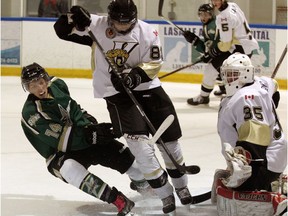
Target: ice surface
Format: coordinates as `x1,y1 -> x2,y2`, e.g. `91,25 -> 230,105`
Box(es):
1,76 -> 287,215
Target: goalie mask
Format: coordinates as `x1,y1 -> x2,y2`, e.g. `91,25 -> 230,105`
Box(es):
21,62 -> 50,92
108,0 -> 137,35
220,53 -> 254,96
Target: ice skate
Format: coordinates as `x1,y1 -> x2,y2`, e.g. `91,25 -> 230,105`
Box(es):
213,85 -> 226,96
161,194 -> 176,214
187,95 -> 209,106
175,186 -> 193,205
113,192 -> 135,216
213,89 -> 226,96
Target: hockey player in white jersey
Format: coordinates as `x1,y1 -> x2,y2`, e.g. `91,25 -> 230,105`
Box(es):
203,0 -> 259,66
214,53 -> 287,216
54,0 -> 193,214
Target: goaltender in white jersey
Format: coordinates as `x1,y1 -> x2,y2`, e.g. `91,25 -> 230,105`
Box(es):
214,53 -> 287,216
218,76 -> 287,176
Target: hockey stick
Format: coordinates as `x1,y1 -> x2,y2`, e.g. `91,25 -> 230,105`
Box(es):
158,0 -> 184,33
192,191 -> 211,204
159,59 -> 202,79
271,44 -> 287,78
87,28 -> 200,175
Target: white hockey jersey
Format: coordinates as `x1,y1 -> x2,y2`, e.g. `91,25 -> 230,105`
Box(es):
215,2 -> 259,54
73,14 -> 162,98
217,76 -> 287,173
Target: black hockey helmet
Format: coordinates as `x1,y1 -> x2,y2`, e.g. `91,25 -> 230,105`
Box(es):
198,3 -> 214,16
108,0 -> 137,24
21,62 -> 49,91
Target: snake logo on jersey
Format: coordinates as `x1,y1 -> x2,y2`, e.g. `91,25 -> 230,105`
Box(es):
106,41 -> 139,68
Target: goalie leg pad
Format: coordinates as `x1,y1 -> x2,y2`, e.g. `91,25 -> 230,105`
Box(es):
216,179 -> 287,216
211,169 -> 231,204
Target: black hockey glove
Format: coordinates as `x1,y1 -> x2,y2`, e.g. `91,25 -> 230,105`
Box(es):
202,46 -> 225,63
84,123 -> 115,145
70,6 -> 91,31
201,52 -> 213,63
110,67 -> 152,93
183,31 -> 200,45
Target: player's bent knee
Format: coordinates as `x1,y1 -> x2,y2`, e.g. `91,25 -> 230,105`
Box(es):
60,159 -> 89,188
147,171 -> 168,189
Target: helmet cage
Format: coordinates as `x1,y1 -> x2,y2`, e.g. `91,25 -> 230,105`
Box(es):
221,54 -> 254,96
21,63 -> 49,92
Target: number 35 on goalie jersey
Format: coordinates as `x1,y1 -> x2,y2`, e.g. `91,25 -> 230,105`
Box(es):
218,76 -> 287,173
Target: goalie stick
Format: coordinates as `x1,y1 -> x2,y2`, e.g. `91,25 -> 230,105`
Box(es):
158,0 -> 184,33
86,27 -> 200,175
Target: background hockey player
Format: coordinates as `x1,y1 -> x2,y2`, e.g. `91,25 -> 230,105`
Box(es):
206,0 -> 259,62
183,3 -> 230,105
21,63 -> 152,216
54,0 -> 193,214
214,53 -> 287,216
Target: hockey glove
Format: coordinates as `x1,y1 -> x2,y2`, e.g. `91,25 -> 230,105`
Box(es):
183,31 -> 200,45
110,67 -> 152,93
70,6 -> 91,31
84,123 -> 115,145
222,143 -> 252,188
201,52 -> 213,63
201,46 -> 224,63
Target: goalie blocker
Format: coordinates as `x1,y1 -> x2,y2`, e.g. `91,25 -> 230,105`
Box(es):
214,177 -> 287,216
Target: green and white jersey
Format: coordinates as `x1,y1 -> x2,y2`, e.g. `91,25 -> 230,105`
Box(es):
195,17 -> 219,54
21,77 -> 91,159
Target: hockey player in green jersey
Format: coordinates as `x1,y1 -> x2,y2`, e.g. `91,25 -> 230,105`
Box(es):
183,3 -> 230,105
21,62 -> 151,216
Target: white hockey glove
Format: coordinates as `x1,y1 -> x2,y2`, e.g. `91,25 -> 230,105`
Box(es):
222,143 -> 252,188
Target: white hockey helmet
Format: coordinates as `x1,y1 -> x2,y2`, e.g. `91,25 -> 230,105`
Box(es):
220,53 -> 255,96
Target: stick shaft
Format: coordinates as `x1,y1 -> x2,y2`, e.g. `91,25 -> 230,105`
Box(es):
158,0 -> 184,33
159,59 -> 202,79
271,44 -> 287,78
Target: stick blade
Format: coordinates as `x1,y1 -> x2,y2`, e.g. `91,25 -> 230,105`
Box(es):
183,165 -> 200,175
150,114 -> 174,144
